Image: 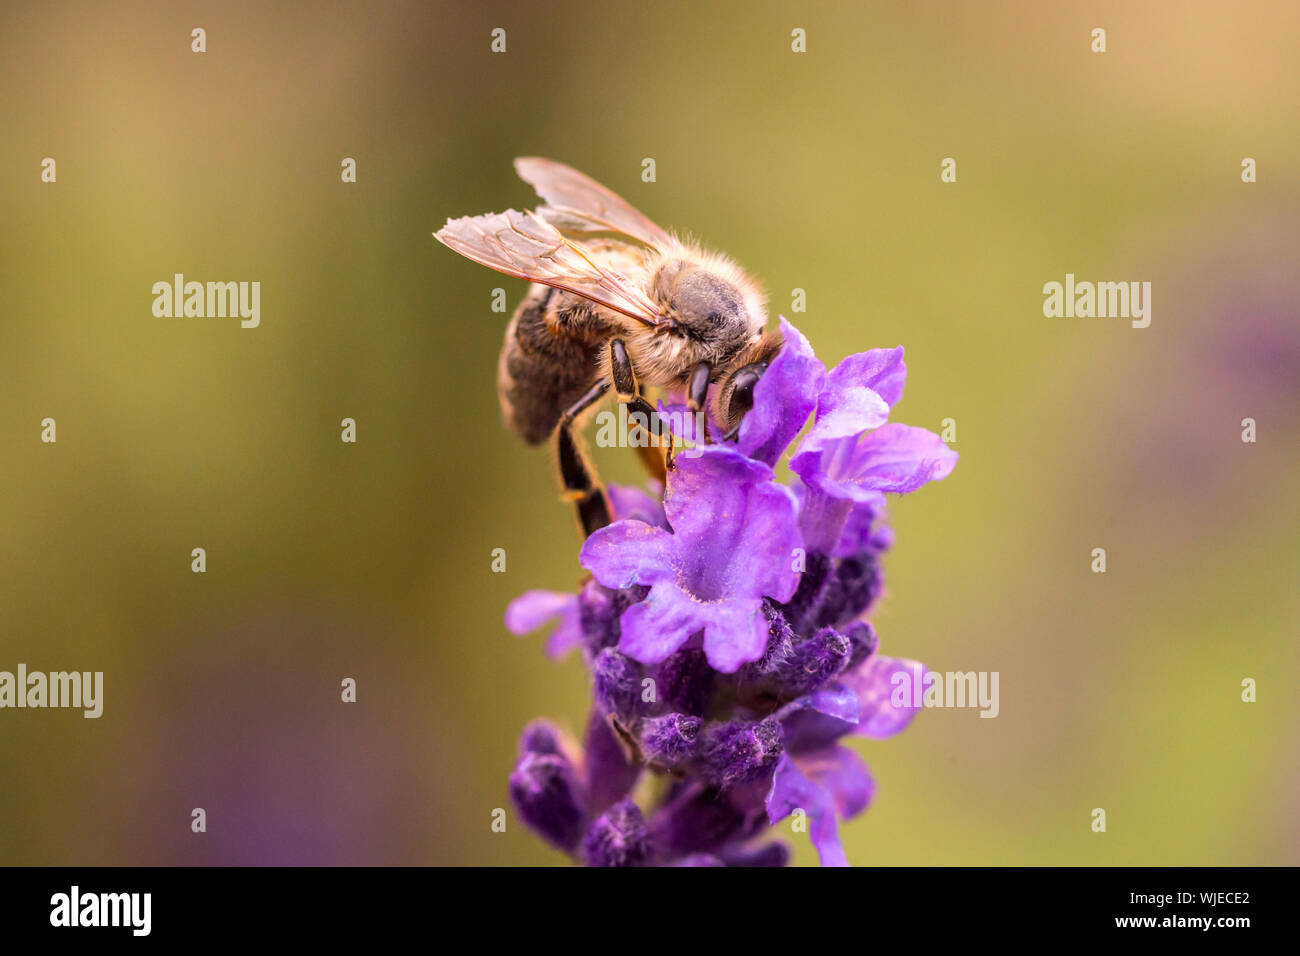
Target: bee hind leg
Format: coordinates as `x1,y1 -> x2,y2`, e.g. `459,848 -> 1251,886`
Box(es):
557,381 -> 613,537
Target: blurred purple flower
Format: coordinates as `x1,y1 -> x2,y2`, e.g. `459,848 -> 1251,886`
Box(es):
504,589 -> 583,660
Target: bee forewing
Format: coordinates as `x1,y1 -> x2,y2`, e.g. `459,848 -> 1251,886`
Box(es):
514,157 -> 672,250
436,208 -> 663,327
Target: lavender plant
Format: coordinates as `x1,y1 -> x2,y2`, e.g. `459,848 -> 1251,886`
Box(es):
506,318 -> 957,866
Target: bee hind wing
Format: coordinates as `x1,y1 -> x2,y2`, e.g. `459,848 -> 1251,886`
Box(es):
514,157 -> 672,250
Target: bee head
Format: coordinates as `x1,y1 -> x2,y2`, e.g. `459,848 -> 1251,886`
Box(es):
651,257 -> 765,358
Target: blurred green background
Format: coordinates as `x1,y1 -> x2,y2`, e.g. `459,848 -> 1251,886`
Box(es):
1,0 -> 1296,865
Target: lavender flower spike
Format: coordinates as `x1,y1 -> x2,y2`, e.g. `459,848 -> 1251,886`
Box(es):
505,319 -> 950,866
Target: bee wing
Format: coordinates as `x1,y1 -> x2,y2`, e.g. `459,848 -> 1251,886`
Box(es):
514,157 -> 672,250
435,208 -> 664,327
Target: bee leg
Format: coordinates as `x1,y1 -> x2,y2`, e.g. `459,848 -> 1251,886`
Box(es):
633,380 -> 669,485
557,381 -> 613,536
686,362 -> 712,445
610,340 -> 680,464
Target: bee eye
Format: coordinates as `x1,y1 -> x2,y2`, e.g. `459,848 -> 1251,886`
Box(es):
730,378 -> 756,412
727,364 -> 766,415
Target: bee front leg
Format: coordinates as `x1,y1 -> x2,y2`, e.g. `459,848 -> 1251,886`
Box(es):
686,362 -> 712,445
610,340 -> 678,473
557,380 -> 613,537
633,379 -> 669,485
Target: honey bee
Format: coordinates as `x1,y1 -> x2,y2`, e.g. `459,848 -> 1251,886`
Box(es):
435,158 -> 781,535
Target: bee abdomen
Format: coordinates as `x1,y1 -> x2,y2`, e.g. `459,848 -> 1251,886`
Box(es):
498,285 -> 603,445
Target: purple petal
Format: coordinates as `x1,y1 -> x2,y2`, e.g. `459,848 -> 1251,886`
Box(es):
733,317 -> 826,466
665,448 -> 803,605
699,597 -> 772,673
793,423 -> 958,501
808,377 -> 890,445
615,581 -> 705,665
607,481 -> 667,528
847,655 -> 926,739
503,590 -> 584,660
765,753 -> 848,867
790,448 -> 888,506
825,347 -> 907,408
618,581 -> 770,672
504,590 -> 570,634
602,447 -> 799,670
661,446 -> 773,535
794,745 -> 875,820
580,520 -> 676,590
778,682 -> 861,752
842,424 -> 959,494
792,347 -> 906,456
781,682 -> 861,724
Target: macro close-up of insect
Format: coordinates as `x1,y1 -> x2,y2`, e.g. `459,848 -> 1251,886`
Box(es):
436,158 -> 783,535
4,0 -> 1291,917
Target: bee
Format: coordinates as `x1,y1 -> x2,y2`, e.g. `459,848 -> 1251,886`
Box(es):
435,158 -> 781,535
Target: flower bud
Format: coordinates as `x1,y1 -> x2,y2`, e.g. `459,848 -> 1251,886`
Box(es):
508,749 -> 585,853
843,620 -> 879,669
640,713 -> 702,767
700,717 -> 784,788
593,647 -> 642,723
581,799 -> 651,867
814,552 -> 883,629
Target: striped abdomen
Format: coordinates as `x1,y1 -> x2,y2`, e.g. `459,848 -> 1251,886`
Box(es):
497,284 -> 611,445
